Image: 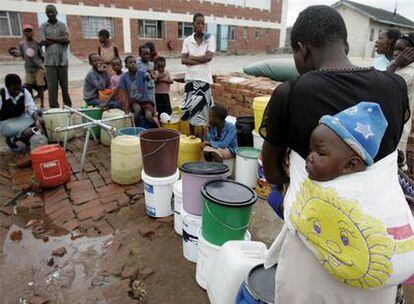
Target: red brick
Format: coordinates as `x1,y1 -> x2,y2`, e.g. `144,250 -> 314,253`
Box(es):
17,195 -> 43,210
94,220 -> 114,235
62,219 -> 80,231
71,191 -> 98,206
53,210 -> 75,226
67,180 -> 93,191
45,199 -> 71,215
118,195 -> 130,207
73,199 -> 101,214
48,204 -> 73,221
101,192 -> 125,204
77,204 -> 104,221
43,187 -> 68,205
91,177 -> 106,188
103,201 -> 119,213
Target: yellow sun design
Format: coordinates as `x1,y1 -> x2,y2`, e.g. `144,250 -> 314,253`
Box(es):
290,180 -> 395,289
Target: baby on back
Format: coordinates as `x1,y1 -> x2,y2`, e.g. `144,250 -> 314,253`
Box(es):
306,102 -> 388,182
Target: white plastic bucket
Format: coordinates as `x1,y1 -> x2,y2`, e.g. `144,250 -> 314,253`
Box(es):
207,241 -> 267,304
235,147 -> 260,188
142,169 -> 179,218
196,229 -> 251,290
223,158 -> 235,179
182,208 -> 202,263
173,179 -> 183,236
252,130 -> 264,150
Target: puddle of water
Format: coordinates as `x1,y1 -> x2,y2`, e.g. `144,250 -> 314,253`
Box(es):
0,225 -> 112,302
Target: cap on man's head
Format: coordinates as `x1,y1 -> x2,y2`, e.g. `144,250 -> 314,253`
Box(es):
22,24 -> 34,32
319,102 -> 388,166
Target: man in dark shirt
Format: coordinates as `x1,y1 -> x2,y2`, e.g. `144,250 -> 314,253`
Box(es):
39,4 -> 72,108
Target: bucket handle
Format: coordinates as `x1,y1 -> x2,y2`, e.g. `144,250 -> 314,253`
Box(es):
142,142 -> 166,159
204,202 -> 251,231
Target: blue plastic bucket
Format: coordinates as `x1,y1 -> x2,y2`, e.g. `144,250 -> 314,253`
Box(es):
236,264 -> 276,304
118,127 -> 145,137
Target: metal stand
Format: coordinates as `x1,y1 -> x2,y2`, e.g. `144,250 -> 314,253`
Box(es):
43,106 -> 134,172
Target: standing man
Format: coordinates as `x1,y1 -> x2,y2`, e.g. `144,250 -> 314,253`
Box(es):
39,4 -> 72,108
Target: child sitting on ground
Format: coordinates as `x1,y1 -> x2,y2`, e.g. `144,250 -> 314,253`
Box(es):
202,105 -> 238,162
155,56 -> 173,115
109,55 -> 160,127
110,57 -> 123,89
83,53 -> 120,109
138,45 -> 156,103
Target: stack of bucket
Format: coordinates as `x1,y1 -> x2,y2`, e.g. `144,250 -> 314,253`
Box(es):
196,179 -> 257,289
252,96 -> 270,150
140,129 -> 180,218
180,162 -> 230,263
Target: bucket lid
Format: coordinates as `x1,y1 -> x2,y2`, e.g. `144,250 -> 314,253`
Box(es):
180,162 -> 229,175
201,179 -> 257,207
236,116 -> 254,124
245,264 -> 276,303
236,147 -> 260,159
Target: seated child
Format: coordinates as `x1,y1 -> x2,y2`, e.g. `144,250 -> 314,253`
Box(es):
154,56 -> 173,115
202,105 -> 238,162
110,57 -> 123,89
111,55 -> 160,127
83,53 -> 120,109
138,45 -> 156,104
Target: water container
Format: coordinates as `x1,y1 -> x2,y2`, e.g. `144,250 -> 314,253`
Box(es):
178,135 -> 201,168
196,229 -> 251,290
43,108 -> 76,142
118,127 -> 145,137
182,208 -> 202,263
236,117 -> 254,147
30,144 -> 71,188
111,135 -> 142,185
140,129 -> 180,177
252,96 -> 270,134
252,130 -> 264,150
142,169 -> 179,217
180,162 -> 229,215
179,119 -> 190,135
29,128 -> 48,151
100,109 -> 126,146
207,241 -> 267,304
161,114 -> 180,131
235,147 -> 261,188
202,180 -> 257,246
173,180 -> 183,236
82,106 -> 102,139
236,264 -> 277,304
223,158 -> 235,179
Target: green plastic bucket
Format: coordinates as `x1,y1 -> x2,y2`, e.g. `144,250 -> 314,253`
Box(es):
82,106 -> 102,139
201,179 -> 257,246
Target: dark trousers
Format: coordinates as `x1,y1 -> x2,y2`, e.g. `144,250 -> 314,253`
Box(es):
45,65 -> 72,108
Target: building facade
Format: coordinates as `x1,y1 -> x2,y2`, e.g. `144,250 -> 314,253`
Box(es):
1,0 -> 288,59
333,0 -> 414,58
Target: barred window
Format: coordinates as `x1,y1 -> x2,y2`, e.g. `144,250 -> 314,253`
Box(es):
0,11 -> 22,37
242,27 -> 248,39
82,16 -> 114,38
254,28 -> 261,39
138,20 -> 164,39
178,22 -> 194,38
229,26 -> 236,41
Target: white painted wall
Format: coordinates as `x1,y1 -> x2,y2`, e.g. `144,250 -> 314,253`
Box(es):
336,5 -> 370,58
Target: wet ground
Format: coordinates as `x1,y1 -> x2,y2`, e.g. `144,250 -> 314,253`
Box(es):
0,137 -> 283,303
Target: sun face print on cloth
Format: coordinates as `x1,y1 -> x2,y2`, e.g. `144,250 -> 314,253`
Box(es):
290,180 -> 414,289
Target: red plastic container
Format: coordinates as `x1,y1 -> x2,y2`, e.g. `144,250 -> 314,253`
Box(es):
30,144 -> 71,188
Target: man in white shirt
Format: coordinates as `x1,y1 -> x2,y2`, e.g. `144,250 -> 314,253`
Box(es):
0,74 -> 38,151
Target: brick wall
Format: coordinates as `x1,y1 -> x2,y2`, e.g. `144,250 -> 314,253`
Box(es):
0,12 -> 39,55
211,74 -> 279,117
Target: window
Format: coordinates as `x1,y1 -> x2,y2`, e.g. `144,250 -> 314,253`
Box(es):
82,16 -> 114,38
0,11 -> 22,37
369,28 -> 375,41
265,28 -> 270,36
139,20 -> 164,39
254,28 -> 261,39
228,26 -> 236,41
178,22 -> 194,39
242,27 -> 248,39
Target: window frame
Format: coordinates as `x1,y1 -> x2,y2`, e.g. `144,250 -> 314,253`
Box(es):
138,19 -> 164,40
242,27 -> 248,39
369,28 -> 375,42
265,28 -> 270,36
82,16 -> 114,39
178,22 -> 194,39
228,25 -> 236,41
0,11 -> 22,37
254,28 -> 261,39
